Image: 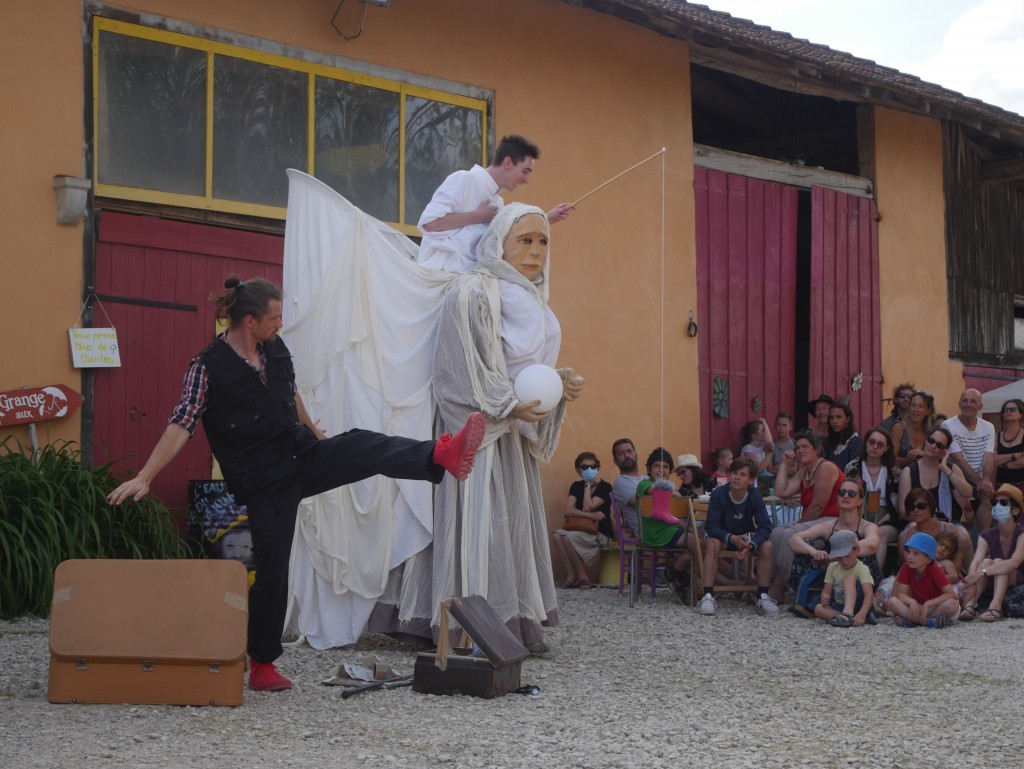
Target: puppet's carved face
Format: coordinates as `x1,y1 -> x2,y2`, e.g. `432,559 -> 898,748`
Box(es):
502,214 -> 549,281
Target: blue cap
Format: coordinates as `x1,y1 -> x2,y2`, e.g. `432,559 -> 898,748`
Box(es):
905,532 -> 937,561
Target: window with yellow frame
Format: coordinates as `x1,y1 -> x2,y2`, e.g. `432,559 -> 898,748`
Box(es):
93,17 -> 488,234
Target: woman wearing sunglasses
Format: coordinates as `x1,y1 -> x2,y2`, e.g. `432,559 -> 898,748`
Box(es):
898,426 -> 973,524
844,427 -> 900,571
553,452 -> 614,589
787,478 -> 882,595
994,399 -> 1024,494
898,487 -> 974,569
959,484 -> 1024,621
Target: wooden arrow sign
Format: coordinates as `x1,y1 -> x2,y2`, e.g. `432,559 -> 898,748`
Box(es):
0,384 -> 84,427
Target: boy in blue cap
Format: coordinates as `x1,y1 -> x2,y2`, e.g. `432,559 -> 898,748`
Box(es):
890,531 -> 961,627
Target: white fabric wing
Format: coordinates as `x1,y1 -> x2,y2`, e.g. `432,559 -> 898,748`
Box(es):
281,170 -> 455,648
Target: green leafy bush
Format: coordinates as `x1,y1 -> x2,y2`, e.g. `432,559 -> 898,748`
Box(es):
0,437 -> 186,618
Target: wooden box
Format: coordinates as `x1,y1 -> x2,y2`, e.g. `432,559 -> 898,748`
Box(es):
48,559 -> 248,706
412,595 -> 528,699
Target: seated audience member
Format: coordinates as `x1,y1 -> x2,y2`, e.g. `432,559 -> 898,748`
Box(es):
945,388 -> 996,531
844,427 -> 900,571
770,412 -> 795,475
994,399 -> 1024,492
933,413 -> 948,430
898,487 -> 974,573
815,530 -> 877,627
768,431 -> 844,600
740,417 -> 775,473
824,402 -> 862,469
808,394 -> 835,440
553,451 -> 613,590
890,391 -> 934,469
637,448 -> 695,602
898,426 -> 973,524
787,478 -> 882,592
709,447 -> 733,486
889,532 -> 960,628
698,457 -> 778,617
673,453 -> 708,497
959,484 -> 1024,622
881,383 -> 916,432
934,530 -> 963,586
611,438 -> 643,538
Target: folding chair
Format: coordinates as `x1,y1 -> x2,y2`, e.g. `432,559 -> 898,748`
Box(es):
629,496 -> 694,607
687,498 -> 759,602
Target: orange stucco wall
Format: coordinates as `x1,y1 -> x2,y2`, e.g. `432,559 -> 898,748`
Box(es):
1,1 -> 698,561
1,2 -> 86,450
873,107 -> 964,415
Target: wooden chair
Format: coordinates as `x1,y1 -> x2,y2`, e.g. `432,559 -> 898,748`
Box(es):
630,496 -> 694,607
687,498 -> 759,602
609,494 -> 656,598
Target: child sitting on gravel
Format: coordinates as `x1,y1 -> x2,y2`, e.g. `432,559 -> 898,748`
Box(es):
935,530 -> 964,598
889,532 -> 960,628
815,530 -> 876,627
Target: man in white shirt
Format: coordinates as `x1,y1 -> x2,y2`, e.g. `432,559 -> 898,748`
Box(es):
945,388 -> 996,530
415,134 -> 573,272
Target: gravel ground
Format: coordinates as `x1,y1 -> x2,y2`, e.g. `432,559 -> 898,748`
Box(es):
1,587 -> 1021,769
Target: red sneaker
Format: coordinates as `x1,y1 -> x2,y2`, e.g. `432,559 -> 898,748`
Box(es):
248,659 -> 293,692
433,412 -> 486,481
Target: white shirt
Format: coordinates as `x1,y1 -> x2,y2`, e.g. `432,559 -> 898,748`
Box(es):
944,414 -> 995,473
416,165 -> 502,273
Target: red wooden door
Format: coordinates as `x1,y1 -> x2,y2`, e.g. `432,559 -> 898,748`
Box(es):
694,168 -> 799,465
92,213 -> 283,511
809,186 -> 882,431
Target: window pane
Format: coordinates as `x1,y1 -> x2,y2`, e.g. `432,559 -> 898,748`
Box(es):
314,78 -> 399,222
404,98 -> 484,225
213,56 -> 307,207
97,32 -> 206,195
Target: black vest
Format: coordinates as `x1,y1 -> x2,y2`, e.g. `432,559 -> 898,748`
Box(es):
198,336 -> 317,495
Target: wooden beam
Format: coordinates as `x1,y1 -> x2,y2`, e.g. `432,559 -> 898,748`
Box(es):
982,156 -> 1024,184
693,144 -> 874,198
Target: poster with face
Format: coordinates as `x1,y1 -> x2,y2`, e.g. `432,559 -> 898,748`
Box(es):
187,480 -> 254,571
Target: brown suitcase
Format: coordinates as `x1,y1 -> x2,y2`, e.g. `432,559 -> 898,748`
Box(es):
412,595 -> 528,699
48,559 -> 248,706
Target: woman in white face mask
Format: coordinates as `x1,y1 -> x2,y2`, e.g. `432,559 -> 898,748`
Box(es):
553,452 -> 613,589
959,484 -> 1024,621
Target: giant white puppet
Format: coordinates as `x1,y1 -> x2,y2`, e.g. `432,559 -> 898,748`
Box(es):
281,170 -> 582,648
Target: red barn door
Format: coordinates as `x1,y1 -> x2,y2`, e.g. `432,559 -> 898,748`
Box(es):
694,168 -> 799,466
808,186 -> 882,431
92,212 -> 283,511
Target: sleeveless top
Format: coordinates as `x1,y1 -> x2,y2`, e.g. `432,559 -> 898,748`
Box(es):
800,462 -> 845,518
996,430 -> 1024,485
908,461 -> 953,521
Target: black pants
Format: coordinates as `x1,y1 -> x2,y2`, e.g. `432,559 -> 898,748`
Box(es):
236,428 -> 443,663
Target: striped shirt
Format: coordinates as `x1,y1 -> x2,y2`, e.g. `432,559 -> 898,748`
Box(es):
943,414 -> 995,474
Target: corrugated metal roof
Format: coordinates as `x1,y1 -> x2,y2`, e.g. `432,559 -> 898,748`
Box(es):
565,0 -> 1024,146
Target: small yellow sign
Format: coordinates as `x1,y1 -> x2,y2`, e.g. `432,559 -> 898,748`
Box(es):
68,327 -> 122,368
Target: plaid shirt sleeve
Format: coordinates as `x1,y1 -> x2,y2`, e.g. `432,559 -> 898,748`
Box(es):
168,358 -> 208,435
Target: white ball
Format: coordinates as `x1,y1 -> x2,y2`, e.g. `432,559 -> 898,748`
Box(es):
514,364 -> 563,413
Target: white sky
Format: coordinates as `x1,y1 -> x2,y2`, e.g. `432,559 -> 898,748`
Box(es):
698,0 -> 1024,117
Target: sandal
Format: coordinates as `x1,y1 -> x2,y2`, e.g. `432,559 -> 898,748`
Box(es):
828,612 -> 854,628
926,615 -> 945,629
978,607 -> 1005,622
960,604 -> 978,622
556,578 -> 580,589
895,616 -> 912,628
578,579 -> 596,590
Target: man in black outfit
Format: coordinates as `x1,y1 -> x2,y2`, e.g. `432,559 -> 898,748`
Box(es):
108,277 -> 485,692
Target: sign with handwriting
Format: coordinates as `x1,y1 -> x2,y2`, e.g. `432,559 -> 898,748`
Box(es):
69,327 -> 121,368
